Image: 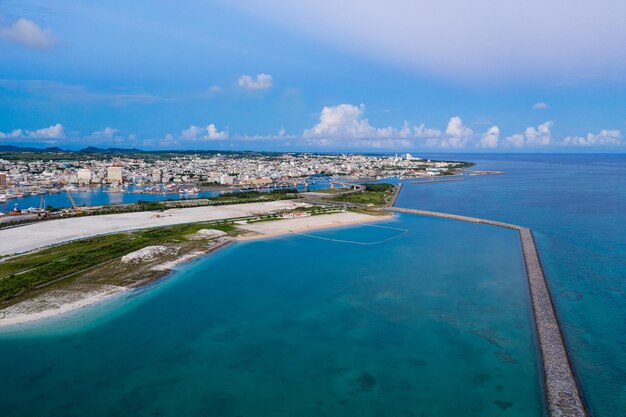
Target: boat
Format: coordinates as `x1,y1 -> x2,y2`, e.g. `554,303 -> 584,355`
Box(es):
179,187 -> 200,195
6,204 -> 22,216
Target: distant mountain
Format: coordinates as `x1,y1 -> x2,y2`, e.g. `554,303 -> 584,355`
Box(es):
0,144 -> 66,152
79,146 -> 143,153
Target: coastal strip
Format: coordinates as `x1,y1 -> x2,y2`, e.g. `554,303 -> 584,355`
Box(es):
387,206 -> 587,417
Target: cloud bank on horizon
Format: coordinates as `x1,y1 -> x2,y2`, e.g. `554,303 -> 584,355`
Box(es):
1,104 -> 623,151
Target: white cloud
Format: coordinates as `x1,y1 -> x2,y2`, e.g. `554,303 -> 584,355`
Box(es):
180,124 -> 228,141
413,123 -> 442,139
445,116 -> 472,138
90,127 -> 120,138
505,121 -> 553,148
160,133 -> 178,148
238,73 -> 273,90
29,124 -> 65,139
431,116 -> 473,148
562,129 -> 622,146
304,104 -> 393,140
206,124 -> 228,139
303,103 -> 449,148
0,123 -> 65,139
479,126 -> 500,148
0,18 -> 56,50
533,102 -> 549,110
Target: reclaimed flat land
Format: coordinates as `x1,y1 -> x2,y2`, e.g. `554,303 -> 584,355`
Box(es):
0,200 -> 307,256
0,223 -> 235,307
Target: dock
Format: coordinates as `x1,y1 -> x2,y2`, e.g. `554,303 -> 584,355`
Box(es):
387,206 -> 587,417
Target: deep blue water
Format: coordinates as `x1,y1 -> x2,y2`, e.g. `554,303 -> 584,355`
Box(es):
397,153 -> 626,416
0,214 -> 543,416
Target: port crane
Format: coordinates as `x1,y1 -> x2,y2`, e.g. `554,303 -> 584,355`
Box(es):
38,193 -> 48,217
66,189 -> 82,214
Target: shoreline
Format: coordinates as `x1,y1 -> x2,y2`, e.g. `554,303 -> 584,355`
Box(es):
0,211 -> 389,329
236,211 -> 392,241
0,285 -> 129,328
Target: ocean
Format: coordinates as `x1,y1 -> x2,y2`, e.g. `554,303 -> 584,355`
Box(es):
397,153 -> 626,416
0,153 -> 624,416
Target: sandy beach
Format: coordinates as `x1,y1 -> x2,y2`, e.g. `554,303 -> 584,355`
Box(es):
0,210 -> 389,328
0,285 -> 128,328
237,211 -> 391,240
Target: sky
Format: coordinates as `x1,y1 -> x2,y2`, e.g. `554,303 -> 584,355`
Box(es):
1,0 -> 625,152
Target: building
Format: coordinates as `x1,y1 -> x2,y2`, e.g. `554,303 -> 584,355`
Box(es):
0,173 -> 7,187
107,166 -> 123,184
219,174 -> 236,185
152,169 -> 162,183
77,168 -> 92,184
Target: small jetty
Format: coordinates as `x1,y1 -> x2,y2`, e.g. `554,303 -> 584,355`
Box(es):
387,206 -> 587,417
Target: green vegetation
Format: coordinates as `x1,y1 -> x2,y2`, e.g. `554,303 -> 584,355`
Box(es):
315,187 -> 351,194
137,200 -> 168,211
331,183 -> 396,206
363,183 -> 394,192
207,188 -> 298,204
0,223 -> 234,307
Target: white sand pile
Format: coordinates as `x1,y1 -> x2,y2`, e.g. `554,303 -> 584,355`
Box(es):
121,245 -> 179,264
190,229 -> 228,239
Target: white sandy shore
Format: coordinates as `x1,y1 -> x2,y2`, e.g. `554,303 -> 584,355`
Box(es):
0,285 -> 127,328
0,211 -> 390,328
0,200 -> 307,256
237,211 -> 391,240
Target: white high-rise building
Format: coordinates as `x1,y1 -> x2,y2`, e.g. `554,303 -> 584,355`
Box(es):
107,166 -> 123,184
152,169 -> 162,183
77,168 -> 92,184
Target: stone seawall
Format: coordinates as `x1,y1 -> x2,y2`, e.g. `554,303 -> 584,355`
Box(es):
387,206 -> 587,417
388,183 -> 403,207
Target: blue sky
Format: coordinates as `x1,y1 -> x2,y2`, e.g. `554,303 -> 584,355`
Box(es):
1,0 -> 625,152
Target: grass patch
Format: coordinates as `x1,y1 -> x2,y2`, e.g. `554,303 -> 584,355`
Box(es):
0,223 -> 234,306
331,183 -> 395,206
314,187 -> 351,194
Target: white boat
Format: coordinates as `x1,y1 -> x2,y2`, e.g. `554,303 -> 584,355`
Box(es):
0,194 -> 7,203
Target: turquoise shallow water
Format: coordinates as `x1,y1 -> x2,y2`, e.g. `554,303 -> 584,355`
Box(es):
397,153 -> 626,416
0,214 -> 543,417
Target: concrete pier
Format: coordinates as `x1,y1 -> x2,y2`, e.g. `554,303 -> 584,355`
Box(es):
387,206 -> 587,417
